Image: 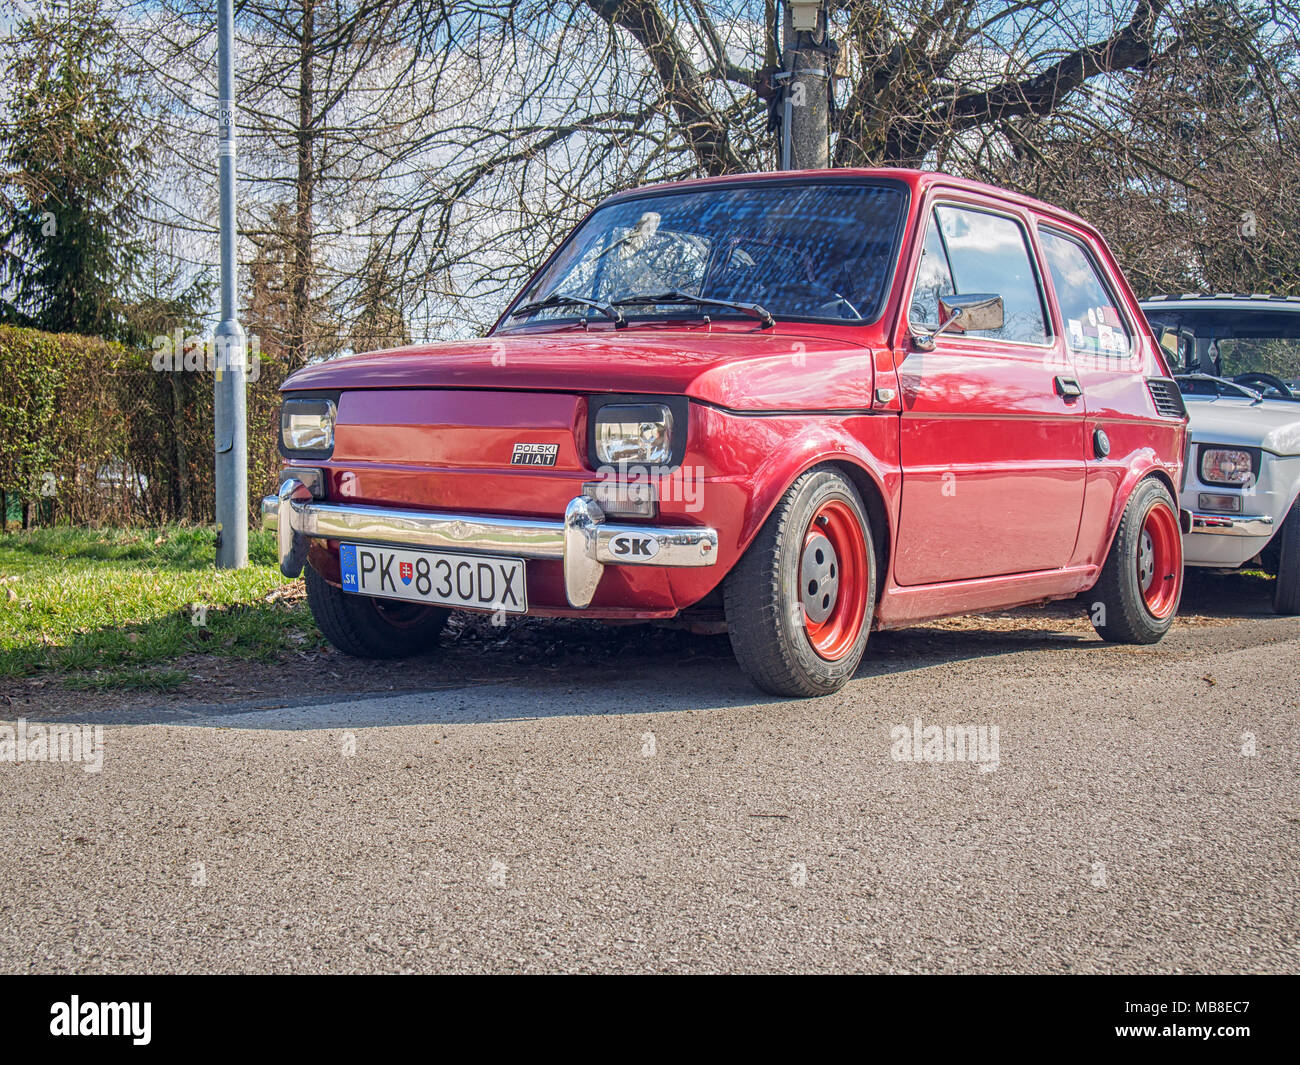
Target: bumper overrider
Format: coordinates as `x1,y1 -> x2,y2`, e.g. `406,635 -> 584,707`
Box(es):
261,478 -> 719,610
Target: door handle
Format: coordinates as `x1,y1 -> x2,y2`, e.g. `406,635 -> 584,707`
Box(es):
1054,376 -> 1082,399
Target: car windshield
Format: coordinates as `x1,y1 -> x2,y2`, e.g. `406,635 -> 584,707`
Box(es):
1144,307 -> 1300,399
503,182 -> 906,327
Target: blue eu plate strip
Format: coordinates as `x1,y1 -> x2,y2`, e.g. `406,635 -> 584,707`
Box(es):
339,543 -> 359,591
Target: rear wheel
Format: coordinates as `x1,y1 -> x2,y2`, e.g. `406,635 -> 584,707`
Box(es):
1273,497 -> 1300,615
305,564 -> 449,658
1089,477 -> 1182,643
725,467 -> 875,697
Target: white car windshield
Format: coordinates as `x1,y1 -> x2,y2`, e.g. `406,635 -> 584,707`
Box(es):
1144,306 -> 1300,399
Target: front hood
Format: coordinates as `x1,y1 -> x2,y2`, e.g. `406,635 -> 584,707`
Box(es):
1185,396 -> 1300,455
281,328 -> 877,411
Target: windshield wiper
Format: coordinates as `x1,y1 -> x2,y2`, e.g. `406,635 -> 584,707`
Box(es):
510,292 -> 626,328
612,290 -> 776,328
1173,373 -> 1262,404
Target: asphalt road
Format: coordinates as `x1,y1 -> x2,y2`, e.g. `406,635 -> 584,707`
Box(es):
2,588 -> 1298,973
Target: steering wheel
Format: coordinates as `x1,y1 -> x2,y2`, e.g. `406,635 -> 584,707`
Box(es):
767,281 -> 863,320
1233,372 -> 1294,399
817,292 -> 864,320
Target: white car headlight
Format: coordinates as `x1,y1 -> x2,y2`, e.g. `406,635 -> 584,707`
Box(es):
1200,446 -> 1255,487
594,403 -> 673,465
281,398 -> 336,453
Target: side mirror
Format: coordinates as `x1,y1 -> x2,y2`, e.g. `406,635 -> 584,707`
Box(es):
914,293 -> 1004,351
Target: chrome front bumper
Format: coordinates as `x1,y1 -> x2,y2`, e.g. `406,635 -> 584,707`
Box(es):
1188,512 -> 1275,537
260,478 -> 718,609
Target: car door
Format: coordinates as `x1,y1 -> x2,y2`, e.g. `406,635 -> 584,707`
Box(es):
1036,223 -> 1161,563
893,198 -> 1088,585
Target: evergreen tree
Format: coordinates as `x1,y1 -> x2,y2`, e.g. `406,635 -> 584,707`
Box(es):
0,0 -> 150,337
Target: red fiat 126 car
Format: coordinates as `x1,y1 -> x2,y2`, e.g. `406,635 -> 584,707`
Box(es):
264,169 -> 1189,696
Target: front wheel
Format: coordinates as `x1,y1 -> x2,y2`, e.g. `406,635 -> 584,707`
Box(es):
1272,496 -> 1300,615
724,467 -> 876,697
1088,477 -> 1183,643
305,565 -> 449,658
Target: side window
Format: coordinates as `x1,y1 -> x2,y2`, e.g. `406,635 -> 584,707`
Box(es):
1040,228 -> 1133,358
926,205 -> 1050,345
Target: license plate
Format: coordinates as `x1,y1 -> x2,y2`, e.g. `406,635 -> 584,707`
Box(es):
339,544 -> 527,613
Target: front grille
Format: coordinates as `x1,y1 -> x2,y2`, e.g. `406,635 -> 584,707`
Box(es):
1146,377 -> 1187,419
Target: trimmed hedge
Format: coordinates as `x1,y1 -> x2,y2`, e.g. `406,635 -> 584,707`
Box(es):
0,325 -> 286,526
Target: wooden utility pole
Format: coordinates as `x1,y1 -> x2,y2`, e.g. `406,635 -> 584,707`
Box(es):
779,1 -> 833,169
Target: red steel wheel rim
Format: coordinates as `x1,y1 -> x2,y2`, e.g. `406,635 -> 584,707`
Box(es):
800,499 -> 869,661
1137,500 -> 1181,619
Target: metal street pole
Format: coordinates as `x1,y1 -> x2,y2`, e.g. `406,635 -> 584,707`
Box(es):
780,1 -> 832,170
214,0 -> 248,568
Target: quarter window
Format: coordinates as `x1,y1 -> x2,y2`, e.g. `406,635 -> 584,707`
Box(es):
1040,228 -> 1132,357
910,205 -> 1049,346
910,214 -> 956,328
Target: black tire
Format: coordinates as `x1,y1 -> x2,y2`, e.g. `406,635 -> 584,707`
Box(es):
724,467 -> 876,697
1273,497 -> 1300,615
305,564 -> 449,658
1089,477 -> 1183,644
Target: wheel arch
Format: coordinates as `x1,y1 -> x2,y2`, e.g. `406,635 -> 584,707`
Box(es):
730,430 -> 896,604
823,459 -> 891,603
1097,452 -> 1181,564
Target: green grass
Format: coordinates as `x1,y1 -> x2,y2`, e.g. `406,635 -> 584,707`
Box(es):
61,667 -> 192,693
0,525 -> 319,689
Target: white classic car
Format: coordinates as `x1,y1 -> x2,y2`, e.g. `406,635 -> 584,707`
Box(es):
1140,294 -> 1300,613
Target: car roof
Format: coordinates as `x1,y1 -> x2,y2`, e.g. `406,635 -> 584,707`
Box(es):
1139,294 -> 1300,340
1140,293 -> 1300,313
599,167 -> 1095,232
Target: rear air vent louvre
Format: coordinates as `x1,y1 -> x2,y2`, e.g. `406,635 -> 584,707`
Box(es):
1146,377 -> 1186,419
